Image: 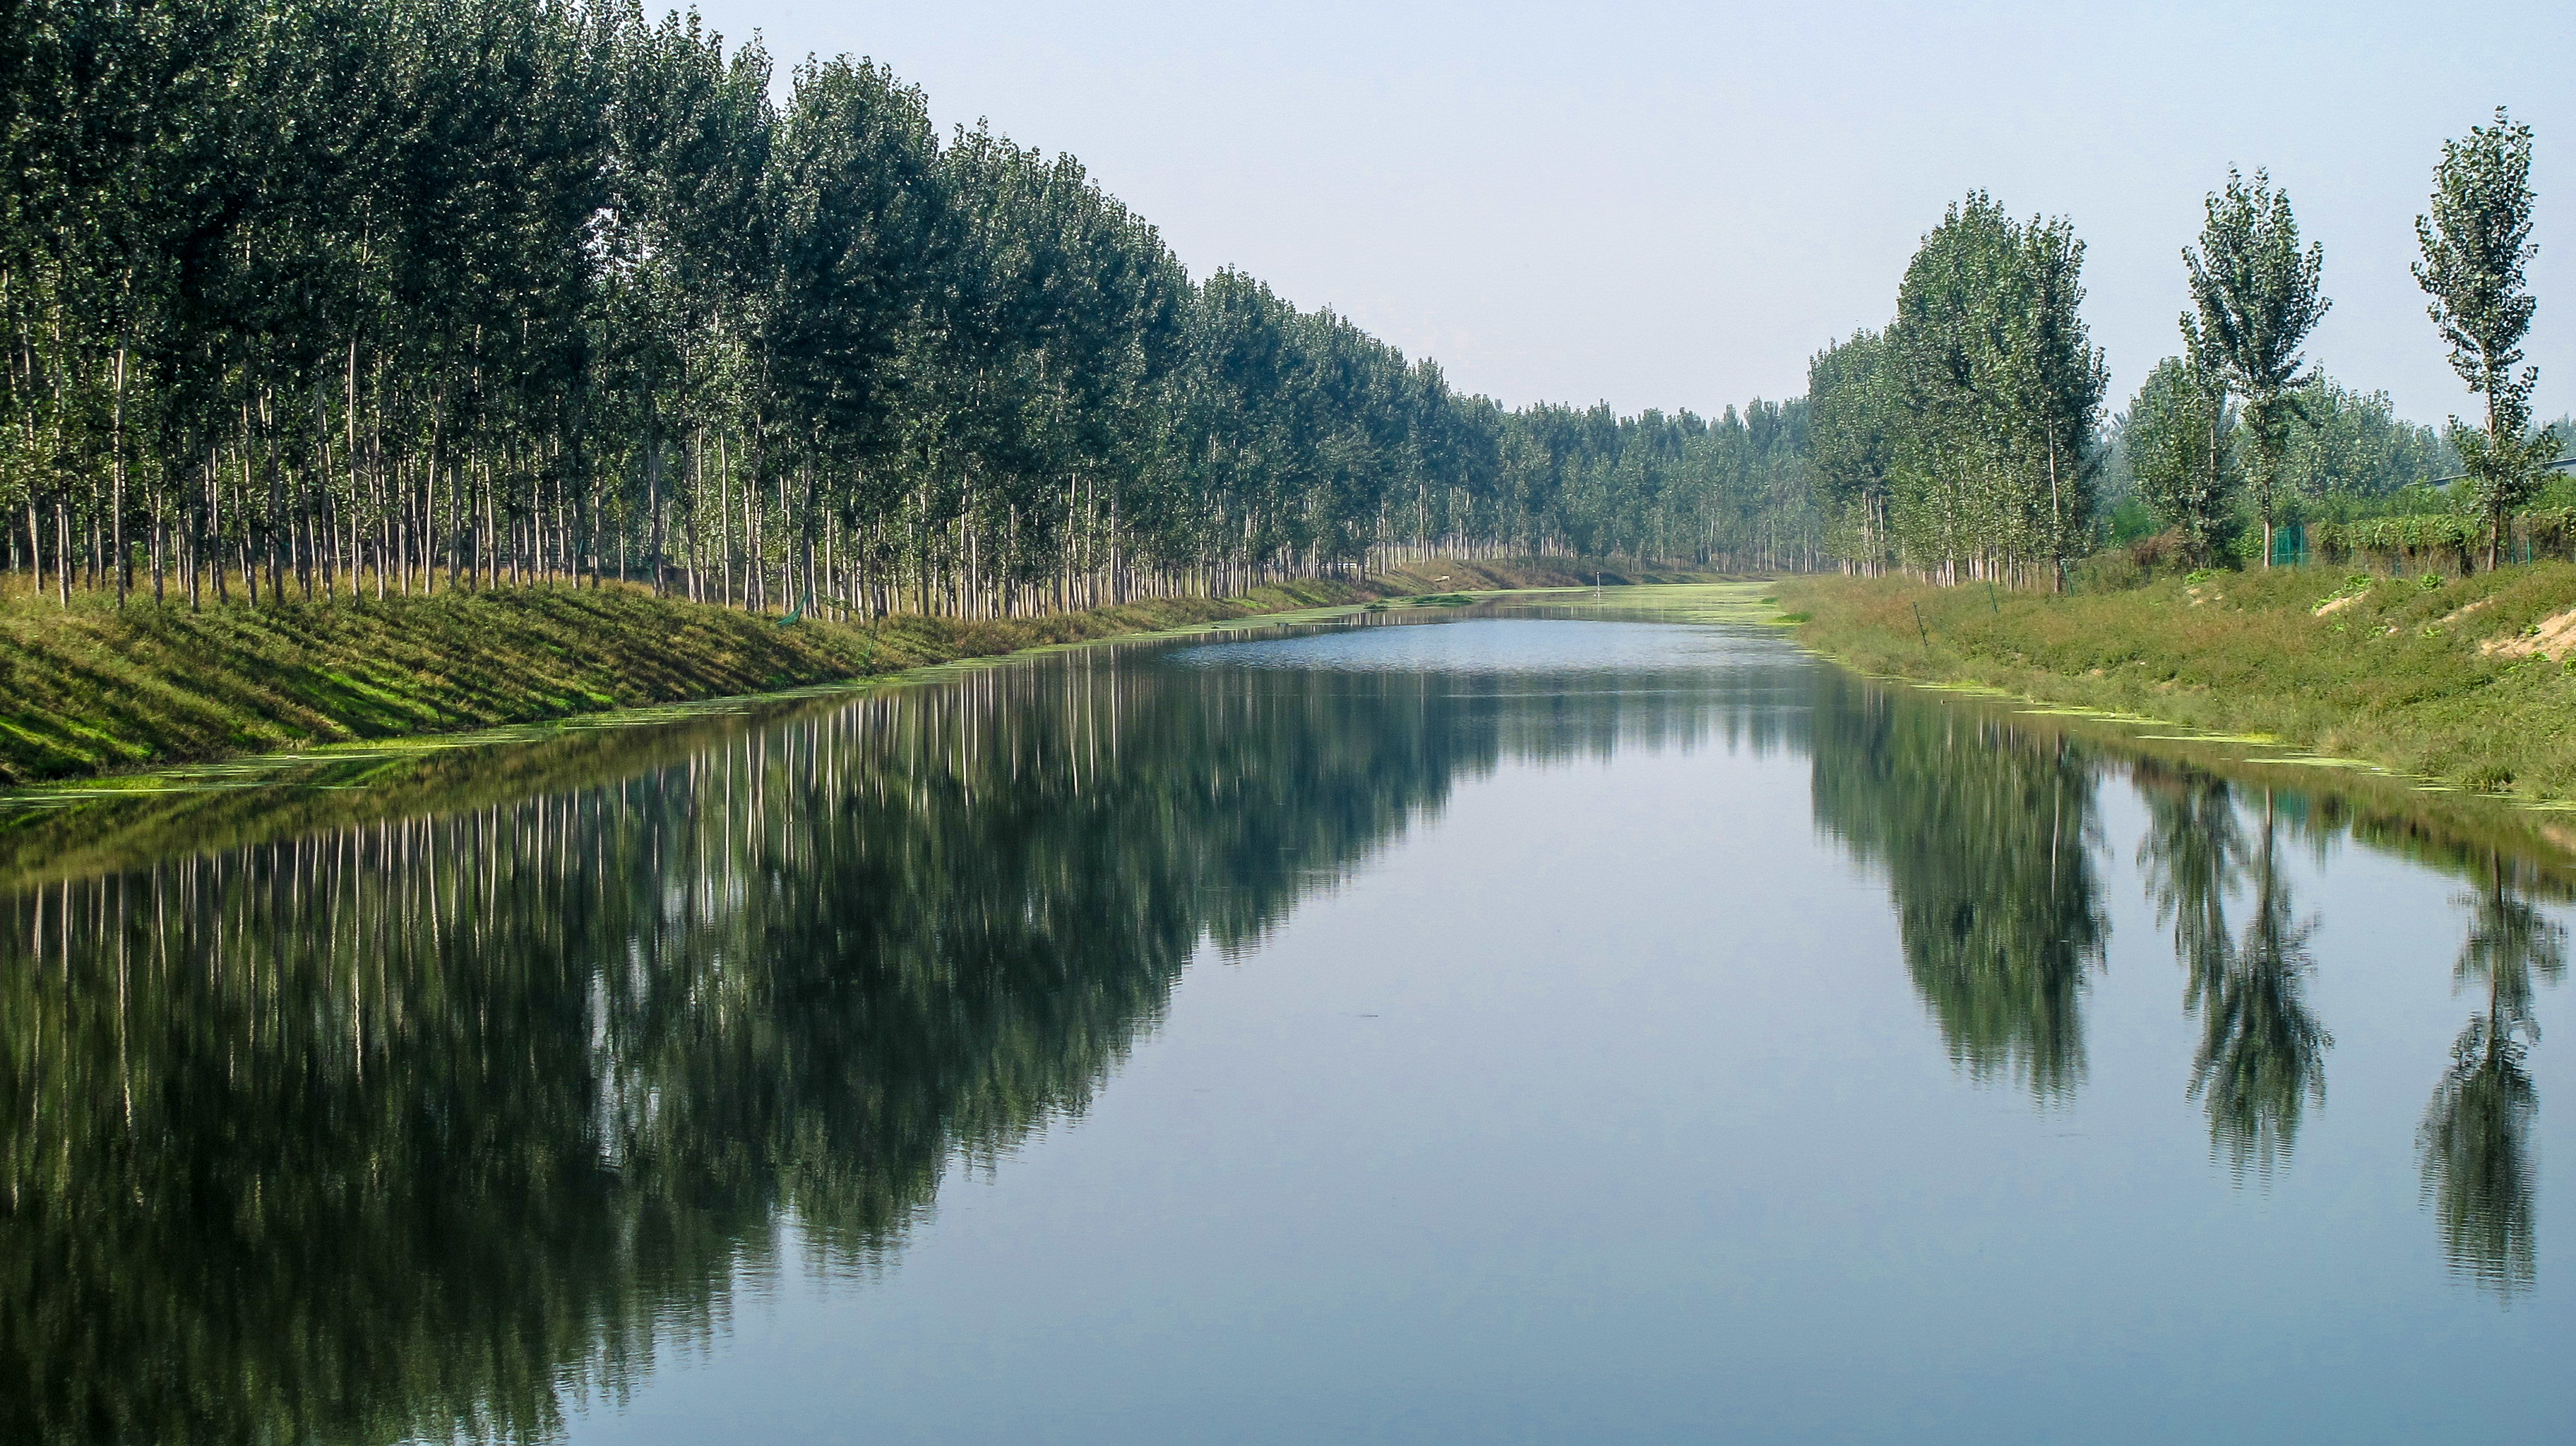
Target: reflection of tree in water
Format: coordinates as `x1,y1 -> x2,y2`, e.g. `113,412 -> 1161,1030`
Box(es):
2420,853 -> 2566,1298
0,640 -> 1782,1445
2188,807 -> 2331,1179
2137,762 -> 2247,990
2137,766 -> 2333,1180
1810,677 -> 2107,1102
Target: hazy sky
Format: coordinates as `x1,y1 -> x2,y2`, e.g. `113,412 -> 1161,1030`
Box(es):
686,0 -> 2570,428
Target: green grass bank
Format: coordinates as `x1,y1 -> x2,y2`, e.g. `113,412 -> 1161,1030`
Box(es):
0,556 -> 1694,788
1777,563 -> 2576,801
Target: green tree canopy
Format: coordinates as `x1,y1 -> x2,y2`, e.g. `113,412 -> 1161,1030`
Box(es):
2121,355 -> 2238,561
2183,168 -> 2330,567
1880,193 -> 2106,587
2416,107 -> 2555,570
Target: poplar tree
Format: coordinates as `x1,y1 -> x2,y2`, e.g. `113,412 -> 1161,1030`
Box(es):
2183,169 -> 2328,567
2002,213 -> 2110,587
2123,355 -> 2237,562
1880,194 -> 2104,587
2414,108 -> 2552,571
1806,330 -> 1892,571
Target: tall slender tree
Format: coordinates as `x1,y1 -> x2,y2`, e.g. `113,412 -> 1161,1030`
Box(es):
2183,169 -> 2329,567
1806,330 -> 1892,571
2415,108 -> 2553,571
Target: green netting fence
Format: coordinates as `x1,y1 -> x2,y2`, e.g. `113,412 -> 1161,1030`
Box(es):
2308,510 -> 2576,575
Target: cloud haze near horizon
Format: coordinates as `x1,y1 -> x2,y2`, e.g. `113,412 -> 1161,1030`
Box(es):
688,0 -> 2569,430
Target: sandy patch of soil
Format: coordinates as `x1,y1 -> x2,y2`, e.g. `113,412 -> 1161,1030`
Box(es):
2483,605 -> 2576,659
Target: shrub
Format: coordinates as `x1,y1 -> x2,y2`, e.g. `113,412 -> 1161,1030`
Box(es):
2068,549 -> 2142,594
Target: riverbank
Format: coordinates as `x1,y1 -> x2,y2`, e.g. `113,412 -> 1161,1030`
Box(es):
1777,564 -> 2576,801
0,556 -> 1695,787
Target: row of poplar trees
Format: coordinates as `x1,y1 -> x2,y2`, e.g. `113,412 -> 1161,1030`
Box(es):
2123,111 -> 2553,571
1803,194 -> 2108,587
1,0 -> 1818,617
1812,110 -> 2553,585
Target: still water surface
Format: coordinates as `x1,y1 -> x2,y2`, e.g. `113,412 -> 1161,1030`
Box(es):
1,611 -> 2568,1443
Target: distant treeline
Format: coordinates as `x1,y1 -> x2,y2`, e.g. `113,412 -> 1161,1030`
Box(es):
0,0 -> 1816,616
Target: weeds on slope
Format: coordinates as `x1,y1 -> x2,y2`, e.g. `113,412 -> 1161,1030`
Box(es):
1779,563 -> 2576,800
0,579 -> 1373,787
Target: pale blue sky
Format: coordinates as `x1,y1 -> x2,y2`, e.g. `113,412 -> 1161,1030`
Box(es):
689,0 -> 2570,428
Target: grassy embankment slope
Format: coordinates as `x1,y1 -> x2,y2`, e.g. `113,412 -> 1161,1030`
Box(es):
1778,564 -> 2576,801
0,556 -> 1691,788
